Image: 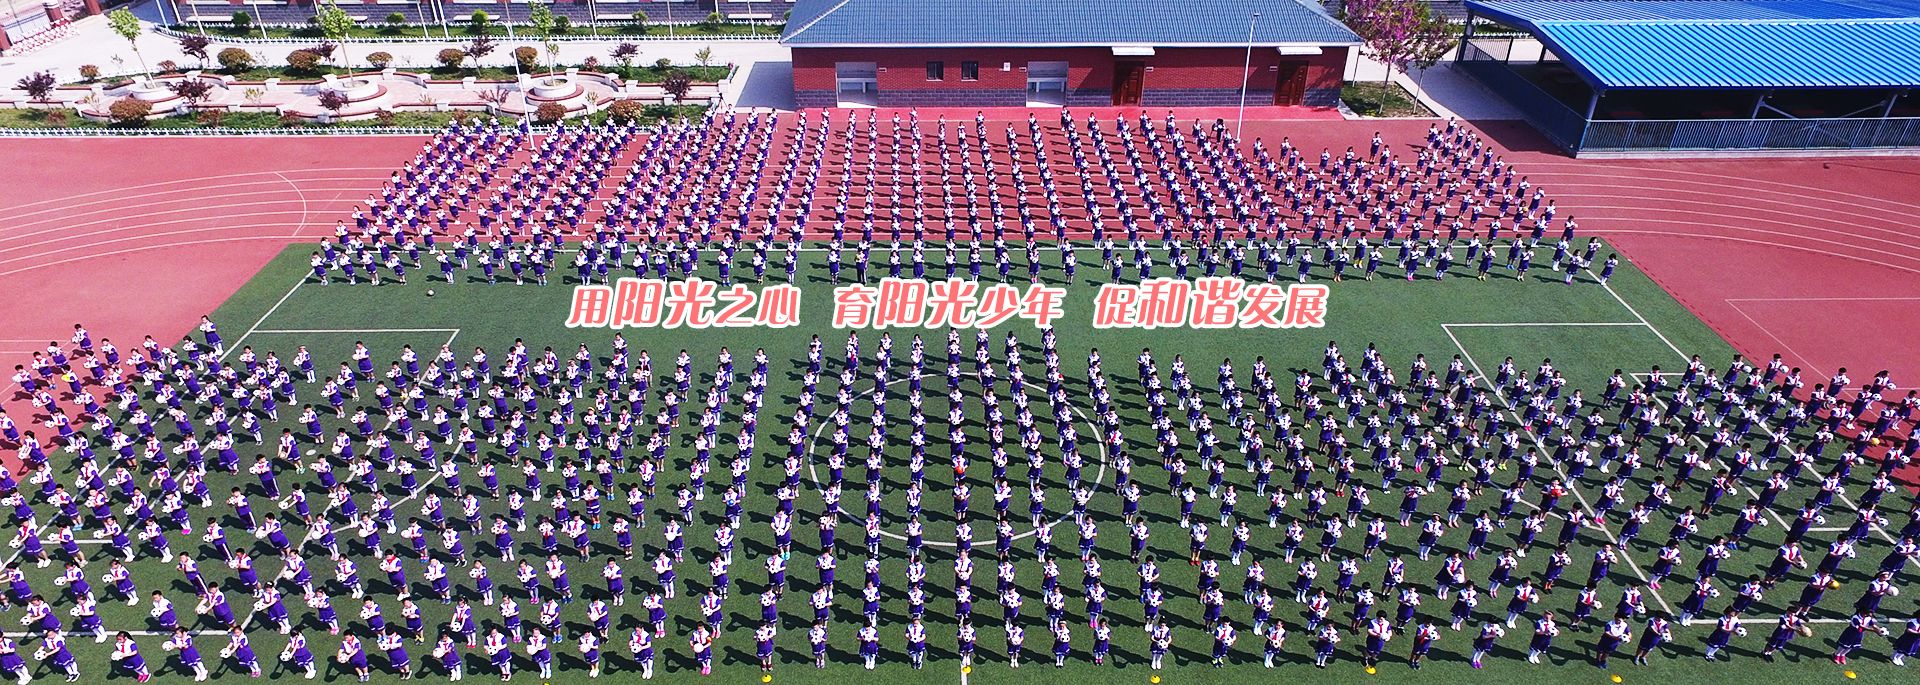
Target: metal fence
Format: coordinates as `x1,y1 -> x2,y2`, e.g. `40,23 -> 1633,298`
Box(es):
1582,117 -> 1920,152
1457,47 -> 1920,154
1456,49 -> 1585,149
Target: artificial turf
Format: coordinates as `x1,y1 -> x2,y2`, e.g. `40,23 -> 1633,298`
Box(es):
23,240 -> 1914,685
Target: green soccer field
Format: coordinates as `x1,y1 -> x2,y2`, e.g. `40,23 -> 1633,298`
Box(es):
33,240 -> 1915,685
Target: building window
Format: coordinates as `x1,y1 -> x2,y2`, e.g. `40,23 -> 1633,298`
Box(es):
961,61 -> 979,81
926,61 -> 944,81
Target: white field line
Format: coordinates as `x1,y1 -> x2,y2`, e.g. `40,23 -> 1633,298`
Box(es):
219,273 -> 309,362
1593,270 -> 1896,545
1441,324 -> 1678,616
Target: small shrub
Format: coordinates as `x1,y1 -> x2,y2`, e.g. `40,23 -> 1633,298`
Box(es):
611,42 -> 639,69
367,51 -> 393,69
465,35 -> 497,62
14,71 -> 55,101
436,48 -> 467,70
661,69 -> 694,101
167,78 -> 216,105
374,110 -> 397,125
280,110 -> 304,125
384,12 -> 407,26
107,97 -> 153,124
79,64 -> 101,81
216,48 -> 254,71
605,98 -> 643,123
703,11 -> 722,25
469,10 -> 489,29
513,46 -> 539,72
157,60 -> 179,73
231,10 -> 252,28
582,56 -> 600,71
196,109 -> 226,126
654,57 -> 672,70
306,42 -> 337,61
42,110 -> 69,126
178,35 -> 212,66
317,89 -> 349,113
629,10 -> 647,25
286,49 -> 323,73
555,15 -> 571,33
533,101 -> 567,124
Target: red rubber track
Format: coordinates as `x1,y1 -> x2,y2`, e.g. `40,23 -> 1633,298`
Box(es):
0,136 -> 424,440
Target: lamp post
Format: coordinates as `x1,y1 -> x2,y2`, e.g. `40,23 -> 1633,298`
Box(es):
1236,11 -> 1260,142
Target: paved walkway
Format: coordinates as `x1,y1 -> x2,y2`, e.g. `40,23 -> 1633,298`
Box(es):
1345,51 -> 1524,121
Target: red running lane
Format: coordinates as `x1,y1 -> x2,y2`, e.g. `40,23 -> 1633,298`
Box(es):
0,136 -> 424,448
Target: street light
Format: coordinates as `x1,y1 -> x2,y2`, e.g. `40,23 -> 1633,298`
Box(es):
1236,11 -> 1260,142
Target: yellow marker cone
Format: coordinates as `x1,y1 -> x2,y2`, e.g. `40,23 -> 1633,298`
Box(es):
1612,675 -> 1623,683
1844,671 -> 1857,679
1366,666 -> 1378,674
963,666 -> 973,675
763,675 -> 773,683
1151,675 -> 1162,684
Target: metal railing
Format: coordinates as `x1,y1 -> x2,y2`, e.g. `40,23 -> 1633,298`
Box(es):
1456,48 -> 1585,149
1582,117 -> 1920,152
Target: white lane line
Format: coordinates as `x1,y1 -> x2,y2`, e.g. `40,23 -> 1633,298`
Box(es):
1441,324 -> 1678,616
220,273 -> 309,362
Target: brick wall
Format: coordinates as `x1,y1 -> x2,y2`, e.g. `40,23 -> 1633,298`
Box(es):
790,45 -> 1349,107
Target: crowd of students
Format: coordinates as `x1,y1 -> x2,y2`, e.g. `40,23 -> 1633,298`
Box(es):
1,314 -> 1916,681
304,111 -> 1614,289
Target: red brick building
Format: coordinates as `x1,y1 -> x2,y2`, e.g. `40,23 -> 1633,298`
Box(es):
781,0 -> 1360,109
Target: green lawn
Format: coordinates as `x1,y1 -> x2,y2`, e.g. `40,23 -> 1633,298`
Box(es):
1342,82 -> 1437,118
25,241 -> 1914,685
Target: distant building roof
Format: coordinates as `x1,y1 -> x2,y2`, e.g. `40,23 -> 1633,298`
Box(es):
781,0 -> 1362,47
1467,0 -> 1920,88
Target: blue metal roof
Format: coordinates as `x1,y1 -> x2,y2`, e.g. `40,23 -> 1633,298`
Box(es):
1466,0 -> 1920,88
781,0 -> 1361,47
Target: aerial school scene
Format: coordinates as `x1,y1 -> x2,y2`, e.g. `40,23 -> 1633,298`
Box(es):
0,0 -> 1918,684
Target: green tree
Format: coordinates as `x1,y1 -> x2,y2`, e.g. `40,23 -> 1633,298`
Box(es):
528,2 -> 559,77
314,1 -> 358,72
107,8 -> 149,80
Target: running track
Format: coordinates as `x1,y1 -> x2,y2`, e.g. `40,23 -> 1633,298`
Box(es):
2,119 -> 1916,407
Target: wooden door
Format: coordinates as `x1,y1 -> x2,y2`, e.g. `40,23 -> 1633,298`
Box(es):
1274,61 -> 1308,106
1113,61 -> 1144,106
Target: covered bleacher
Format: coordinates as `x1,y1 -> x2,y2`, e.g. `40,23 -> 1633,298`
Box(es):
1458,0 -> 1920,154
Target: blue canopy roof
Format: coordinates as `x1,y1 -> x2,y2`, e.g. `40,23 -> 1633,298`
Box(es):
1466,0 -> 1920,89
781,0 -> 1360,48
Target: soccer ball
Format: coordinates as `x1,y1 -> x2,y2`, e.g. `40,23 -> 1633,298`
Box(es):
426,289 -> 436,297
